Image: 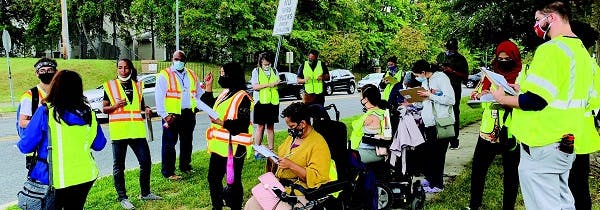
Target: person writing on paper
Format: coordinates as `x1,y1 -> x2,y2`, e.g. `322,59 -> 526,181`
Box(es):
350,84 -> 391,163
380,56 -> 403,101
492,1 -> 600,208
250,52 -> 280,159
245,102 -> 331,209
202,62 -> 253,210
467,40 -> 521,210
412,59 -> 455,193
155,50 -> 204,180
18,70 -> 107,209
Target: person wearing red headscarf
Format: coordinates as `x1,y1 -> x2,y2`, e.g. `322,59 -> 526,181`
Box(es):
466,40 -> 522,210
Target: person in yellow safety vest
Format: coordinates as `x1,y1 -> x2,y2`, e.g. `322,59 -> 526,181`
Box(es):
250,52 -> 280,159
380,56 -> 403,101
102,59 -> 162,209
467,40 -> 522,210
297,50 -> 330,106
17,58 -> 56,172
201,62 -> 253,210
18,70 -> 107,209
350,84 -> 390,164
155,50 -> 204,181
492,2 -> 600,209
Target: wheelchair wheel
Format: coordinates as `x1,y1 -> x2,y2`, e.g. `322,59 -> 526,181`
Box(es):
376,182 -> 393,210
411,180 -> 426,210
410,197 -> 425,210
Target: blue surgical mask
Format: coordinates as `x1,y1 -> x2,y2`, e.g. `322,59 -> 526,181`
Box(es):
415,76 -> 426,83
172,61 -> 185,71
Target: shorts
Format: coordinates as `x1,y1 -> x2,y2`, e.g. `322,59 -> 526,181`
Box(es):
253,103 -> 279,125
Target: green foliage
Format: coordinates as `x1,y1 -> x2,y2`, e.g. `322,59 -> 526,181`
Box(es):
385,26 -> 430,71
321,33 -> 361,69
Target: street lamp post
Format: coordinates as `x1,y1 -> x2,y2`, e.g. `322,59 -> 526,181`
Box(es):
175,0 -> 180,51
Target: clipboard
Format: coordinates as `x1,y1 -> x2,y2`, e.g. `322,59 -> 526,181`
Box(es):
481,69 -> 517,95
399,87 -> 427,103
384,75 -> 399,84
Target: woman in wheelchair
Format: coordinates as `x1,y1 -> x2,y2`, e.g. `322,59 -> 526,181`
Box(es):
245,102 -> 332,209
350,84 -> 391,163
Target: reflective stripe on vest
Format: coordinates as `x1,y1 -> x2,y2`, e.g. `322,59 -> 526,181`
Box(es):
258,68 -> 280,105
206,90 -> 254,157
103,80 -> 146,140
160,68 -> 198,114
303,61 -> 324,94
48,107 -> 99,189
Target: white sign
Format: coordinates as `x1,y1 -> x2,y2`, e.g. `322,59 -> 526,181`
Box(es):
286,51 -> 293,64
2,30 -> 11,52
272,0 -> 298,36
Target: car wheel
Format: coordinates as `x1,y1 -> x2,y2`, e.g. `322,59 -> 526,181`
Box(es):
466,80 -> 475,88
347,83 -> 356,94
326,85 -> 333,95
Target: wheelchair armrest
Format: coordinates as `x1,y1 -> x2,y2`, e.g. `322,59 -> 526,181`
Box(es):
362,136 -> 392,147
301,180 -> 352,201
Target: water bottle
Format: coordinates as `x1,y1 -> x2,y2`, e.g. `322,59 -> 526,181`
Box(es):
432,89 -> 443,96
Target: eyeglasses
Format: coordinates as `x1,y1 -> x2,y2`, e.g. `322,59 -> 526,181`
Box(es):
497,57 -> 512,62
37,67 -> 56,74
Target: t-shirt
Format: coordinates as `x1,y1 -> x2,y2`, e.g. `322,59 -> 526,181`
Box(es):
19,85 -> 48,117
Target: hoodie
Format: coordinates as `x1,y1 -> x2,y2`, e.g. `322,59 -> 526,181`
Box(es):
419,71 -> 456,127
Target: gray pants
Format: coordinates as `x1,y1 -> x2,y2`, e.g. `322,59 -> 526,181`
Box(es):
518,143 -> 575,210
358,148 -> 384,163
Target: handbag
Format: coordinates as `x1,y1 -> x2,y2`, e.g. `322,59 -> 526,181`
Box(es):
431,101 -> 455,140
251,172 -> 286,209
18,123 -> 55,210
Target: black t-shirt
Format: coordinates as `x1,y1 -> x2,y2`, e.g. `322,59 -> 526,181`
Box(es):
103,80 -> 146,109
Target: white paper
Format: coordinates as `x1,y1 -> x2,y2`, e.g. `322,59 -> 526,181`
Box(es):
197,100 -> 220,120
482,69 -> 517,95
253,144 -> 280,163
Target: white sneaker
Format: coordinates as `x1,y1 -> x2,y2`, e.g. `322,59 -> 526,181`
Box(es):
120,199 -> 135,209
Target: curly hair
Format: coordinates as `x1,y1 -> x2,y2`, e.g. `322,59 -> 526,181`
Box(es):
281,102 -> 310,124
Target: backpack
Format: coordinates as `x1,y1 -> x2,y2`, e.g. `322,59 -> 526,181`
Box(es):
16,87 -> 39,138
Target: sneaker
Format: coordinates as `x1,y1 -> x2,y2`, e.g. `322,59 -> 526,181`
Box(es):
166,175 -> 182,181
120,199 -> 135,209
449,145 -> 460,150
423,186 -> 443,193
140,193 -> 163,200
420,179 -> 430,188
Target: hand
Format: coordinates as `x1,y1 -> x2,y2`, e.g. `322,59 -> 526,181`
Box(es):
271,82 -> 279,88
443,66 -> 454,73
470,91 -> 479,100
417,90 -> 431,97
316,75 -> 323,81
383,79 -> 390,84
304,76 -> 311,81
115,99 -> 127,108
491,87 -> 505,102
277,157 -> 295,170
508,84 -> 520,93
205,72 -> 213,87
210,117 -> 223,126
145,107 -> 152,118
164,114 -> 176,124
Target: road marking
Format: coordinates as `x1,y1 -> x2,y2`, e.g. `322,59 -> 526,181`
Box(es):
0,135 -> 18,142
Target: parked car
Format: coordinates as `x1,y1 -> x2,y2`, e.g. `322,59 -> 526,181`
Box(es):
324,69 -> 356,95
357,73 -> 385,91
464,71 -> 483,88
84,73 -> 157,121
245,72 -> 304,100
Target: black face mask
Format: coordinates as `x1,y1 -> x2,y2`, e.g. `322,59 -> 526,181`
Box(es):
497,60 -> 516,72
218,77 -> 230,88
288,126 -> 304,139
38,73 -> 55,84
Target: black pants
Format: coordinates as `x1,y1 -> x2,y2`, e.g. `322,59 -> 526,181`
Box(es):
423,126 -> 450,189
161,109 -> 196,177
208,145 -> 246,210
54,180 -> 95,209
469,137 -> 520,210
569,154 -> 591,210
112,138 -> 152,200
450,83 -> 461,148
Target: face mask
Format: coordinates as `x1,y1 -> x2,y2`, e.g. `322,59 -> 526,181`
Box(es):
218,77 -> 230,88
497,60 -> 516,71
38,73 -> 55,84
262,64 -> 271,69
288,126 -> 304,139
172,61 -> 185,71
533,16 -> 551,39
415,76 -> 426,83
117,73 -> 131,82
388,66 -> 397,73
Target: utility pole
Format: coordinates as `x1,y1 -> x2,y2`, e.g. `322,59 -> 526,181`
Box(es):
175,0 -> 180,51
60,0 -> 71,59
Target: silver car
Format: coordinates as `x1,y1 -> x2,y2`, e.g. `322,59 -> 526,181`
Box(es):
84,73 -> 157,121
357,73 -> 384,91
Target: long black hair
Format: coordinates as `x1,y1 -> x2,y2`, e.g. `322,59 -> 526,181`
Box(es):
412,59 -> 441,74
361,84 -> 390,110
221,62 -> 247,90
118,58 -> 138,82
45,70 -> 92,125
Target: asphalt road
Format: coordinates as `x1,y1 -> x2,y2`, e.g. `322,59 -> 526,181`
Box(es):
0,87 -> 473,205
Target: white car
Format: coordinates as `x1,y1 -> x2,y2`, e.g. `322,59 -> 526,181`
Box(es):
357,73 -> 384,91
84,73 -> 157,121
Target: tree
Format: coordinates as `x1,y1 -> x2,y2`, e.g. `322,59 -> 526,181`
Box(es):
321,33 -> 361,68
385,26 -> 430,71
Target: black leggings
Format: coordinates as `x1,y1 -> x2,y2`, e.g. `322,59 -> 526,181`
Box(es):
422,126 -> 450,189
54,180 -> 95,209
207,145 -> 246,210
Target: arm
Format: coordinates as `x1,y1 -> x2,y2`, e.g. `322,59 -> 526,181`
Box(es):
91,123 -> 107,151
319,64 -> 330,81
297,64 -> 306,84
155,74 -> 169,119
18,105 -> 47,154
222,97 -> 251,135
428,75 -> 456,106
102,91 -> 128,114
18,96 -> 33,128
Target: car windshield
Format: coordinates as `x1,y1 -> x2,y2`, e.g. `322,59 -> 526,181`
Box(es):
364,74 -> 381,80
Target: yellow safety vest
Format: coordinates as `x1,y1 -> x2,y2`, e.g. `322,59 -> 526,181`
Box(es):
205,90 -> 254,157
512,37 -> 600,154
382,71 -> 403,101
103,79 -> 146,140
303,61 -> 324,94
350,109 -> 385,149
160,68 -> 199,114
476,84 -> 512,140
258,67 -> 280,105
48,106 -> 99,189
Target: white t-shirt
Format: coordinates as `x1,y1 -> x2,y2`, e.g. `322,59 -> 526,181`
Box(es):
19,85 -> 47,117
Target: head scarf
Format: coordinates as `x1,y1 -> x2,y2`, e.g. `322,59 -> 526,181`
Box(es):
482,40 -> 522,90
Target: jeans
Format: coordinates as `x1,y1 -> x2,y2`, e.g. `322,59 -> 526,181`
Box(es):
161,109 -> 196,177
54,180 -> 95,209
208,145 -> 246,210
423,126 -> 449,189
569,154 -> 591,210
112,138 -> 152,200
469,137 -> 520,210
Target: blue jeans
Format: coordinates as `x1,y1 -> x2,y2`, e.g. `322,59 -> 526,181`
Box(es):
112,138 -> 152,200
161,109 -> 196,177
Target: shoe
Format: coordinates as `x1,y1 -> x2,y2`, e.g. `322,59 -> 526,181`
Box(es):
423,186 -> 443,193
182,169 -> 195,174
140,193 -> 163,200
449,145 -> 460,150
120,199 -> 135,209
461,207 -> 472,210
420,179 -> 430,187
166,175 -> 182,181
